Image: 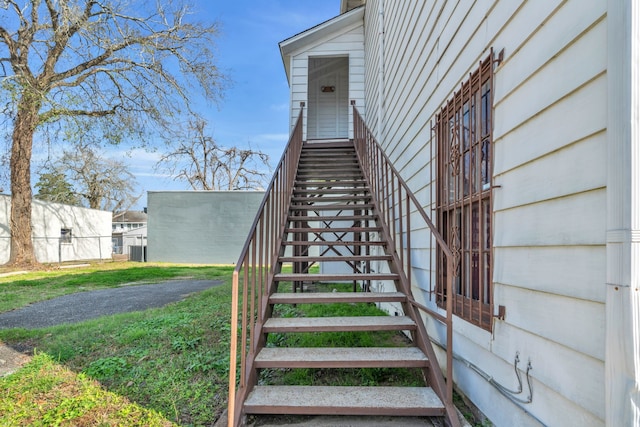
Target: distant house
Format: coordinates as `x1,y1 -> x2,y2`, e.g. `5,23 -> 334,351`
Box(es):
147,191 -> 264,264
276,1 -> 639,426
111,210 -> 148,258
0,195 -> 112,264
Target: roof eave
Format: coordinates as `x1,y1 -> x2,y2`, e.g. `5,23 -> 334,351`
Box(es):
279,6 -> 364,84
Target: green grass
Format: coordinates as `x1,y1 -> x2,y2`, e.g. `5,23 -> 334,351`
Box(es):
0,264 -> 468,426
0,262 -> 227,313
0,262 -> 234,426
0,352 -> 174,426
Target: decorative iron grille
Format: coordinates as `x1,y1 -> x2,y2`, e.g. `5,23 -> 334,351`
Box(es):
436,51 -> 495,331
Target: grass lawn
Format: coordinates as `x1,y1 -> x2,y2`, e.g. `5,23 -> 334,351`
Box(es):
0,262 -> 234,426
0,262 -> 450,426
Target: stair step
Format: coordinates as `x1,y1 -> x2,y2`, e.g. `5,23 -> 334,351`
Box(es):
297,163 -> 359,169
291,195 -> 371,203
269,291 -> 406,304
279,255 -> 392,263
290,203 -> 374,211
254,347 -> 428,368
288,215 -> 377,222
274,273 -> 398,282
295,180 -> 367,186
285,227 -> 381,233
263,316 -> 416,333
244,386 -> 445,416
283,240 -> 385,246
294,188 -> 369,195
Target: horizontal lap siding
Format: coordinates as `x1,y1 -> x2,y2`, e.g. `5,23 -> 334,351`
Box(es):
364,0 -> 607,425
289,25 -> 365,139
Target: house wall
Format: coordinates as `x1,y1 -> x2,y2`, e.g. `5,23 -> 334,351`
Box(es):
0,195 -> 112,264
147,191 -> 265,264
288,20 -> 365,140
362,1 -> 606,426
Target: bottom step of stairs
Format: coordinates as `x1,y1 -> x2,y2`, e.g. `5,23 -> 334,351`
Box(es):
244,386 -> 445,417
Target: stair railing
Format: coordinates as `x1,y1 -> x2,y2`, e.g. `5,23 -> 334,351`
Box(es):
228,108 -> 304,427
352,106 -> 456,413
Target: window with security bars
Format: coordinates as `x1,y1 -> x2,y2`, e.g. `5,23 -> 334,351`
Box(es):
436,52 -> 494,331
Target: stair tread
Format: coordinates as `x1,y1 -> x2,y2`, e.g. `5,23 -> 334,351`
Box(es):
279,255 -> 392,262
282,241 -> 386,246
285,227 -> 381,233
274,273 -> 398,281
263,316 -> 416,332
244,386 -> 444,416
269,291 -> 406,304
291,198 -> 372,204
290,204 -> 374,210
255,347 -> 428,368
288,215 -> 376,221
294,188 -> 369,194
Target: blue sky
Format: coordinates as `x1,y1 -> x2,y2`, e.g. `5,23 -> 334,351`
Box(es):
126,1 -> 341,209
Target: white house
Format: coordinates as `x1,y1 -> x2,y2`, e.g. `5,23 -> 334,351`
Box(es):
112,210 -> 148,258
279,1 -> 639,426
0,195 -> 112,264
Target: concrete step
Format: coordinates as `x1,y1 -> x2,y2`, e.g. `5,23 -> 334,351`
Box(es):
263,316 -> 416,333
269,291 -> 406,305
244,386 -> 445,417
254,347 -> 428,369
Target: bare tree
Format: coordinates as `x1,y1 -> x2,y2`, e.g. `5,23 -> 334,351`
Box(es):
58,144 -> 139,212
0,0 -> 225,266
157,118 -> 271,191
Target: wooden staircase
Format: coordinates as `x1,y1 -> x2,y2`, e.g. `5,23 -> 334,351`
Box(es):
228,110 -> 460,426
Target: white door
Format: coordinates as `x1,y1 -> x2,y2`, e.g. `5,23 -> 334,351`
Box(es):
308,57 -> 349,140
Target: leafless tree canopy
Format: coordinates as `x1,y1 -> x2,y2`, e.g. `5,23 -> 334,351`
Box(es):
157,118 -> 271,191
58,144 -> 139,211
0,0 -> 224,127
0,0 -> 226,265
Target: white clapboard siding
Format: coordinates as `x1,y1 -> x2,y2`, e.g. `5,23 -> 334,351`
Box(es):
448,322 -> 605,425
286,20 -> 364,140
493,246 -> 606,303
491,321 -> 605,421
493,283 -> 605,361
494,131 -> 606,210
361,0 -> 607,424
493,74 -> 607,175
494,189 -> 606,247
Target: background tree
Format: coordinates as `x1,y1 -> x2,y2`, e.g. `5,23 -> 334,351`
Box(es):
0,0 -> 225,266
58,144 -> 139,212
34,169 -> 79,205
157,118 -> 271,191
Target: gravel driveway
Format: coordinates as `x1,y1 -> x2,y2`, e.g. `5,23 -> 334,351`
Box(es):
0,279 -> 223,329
